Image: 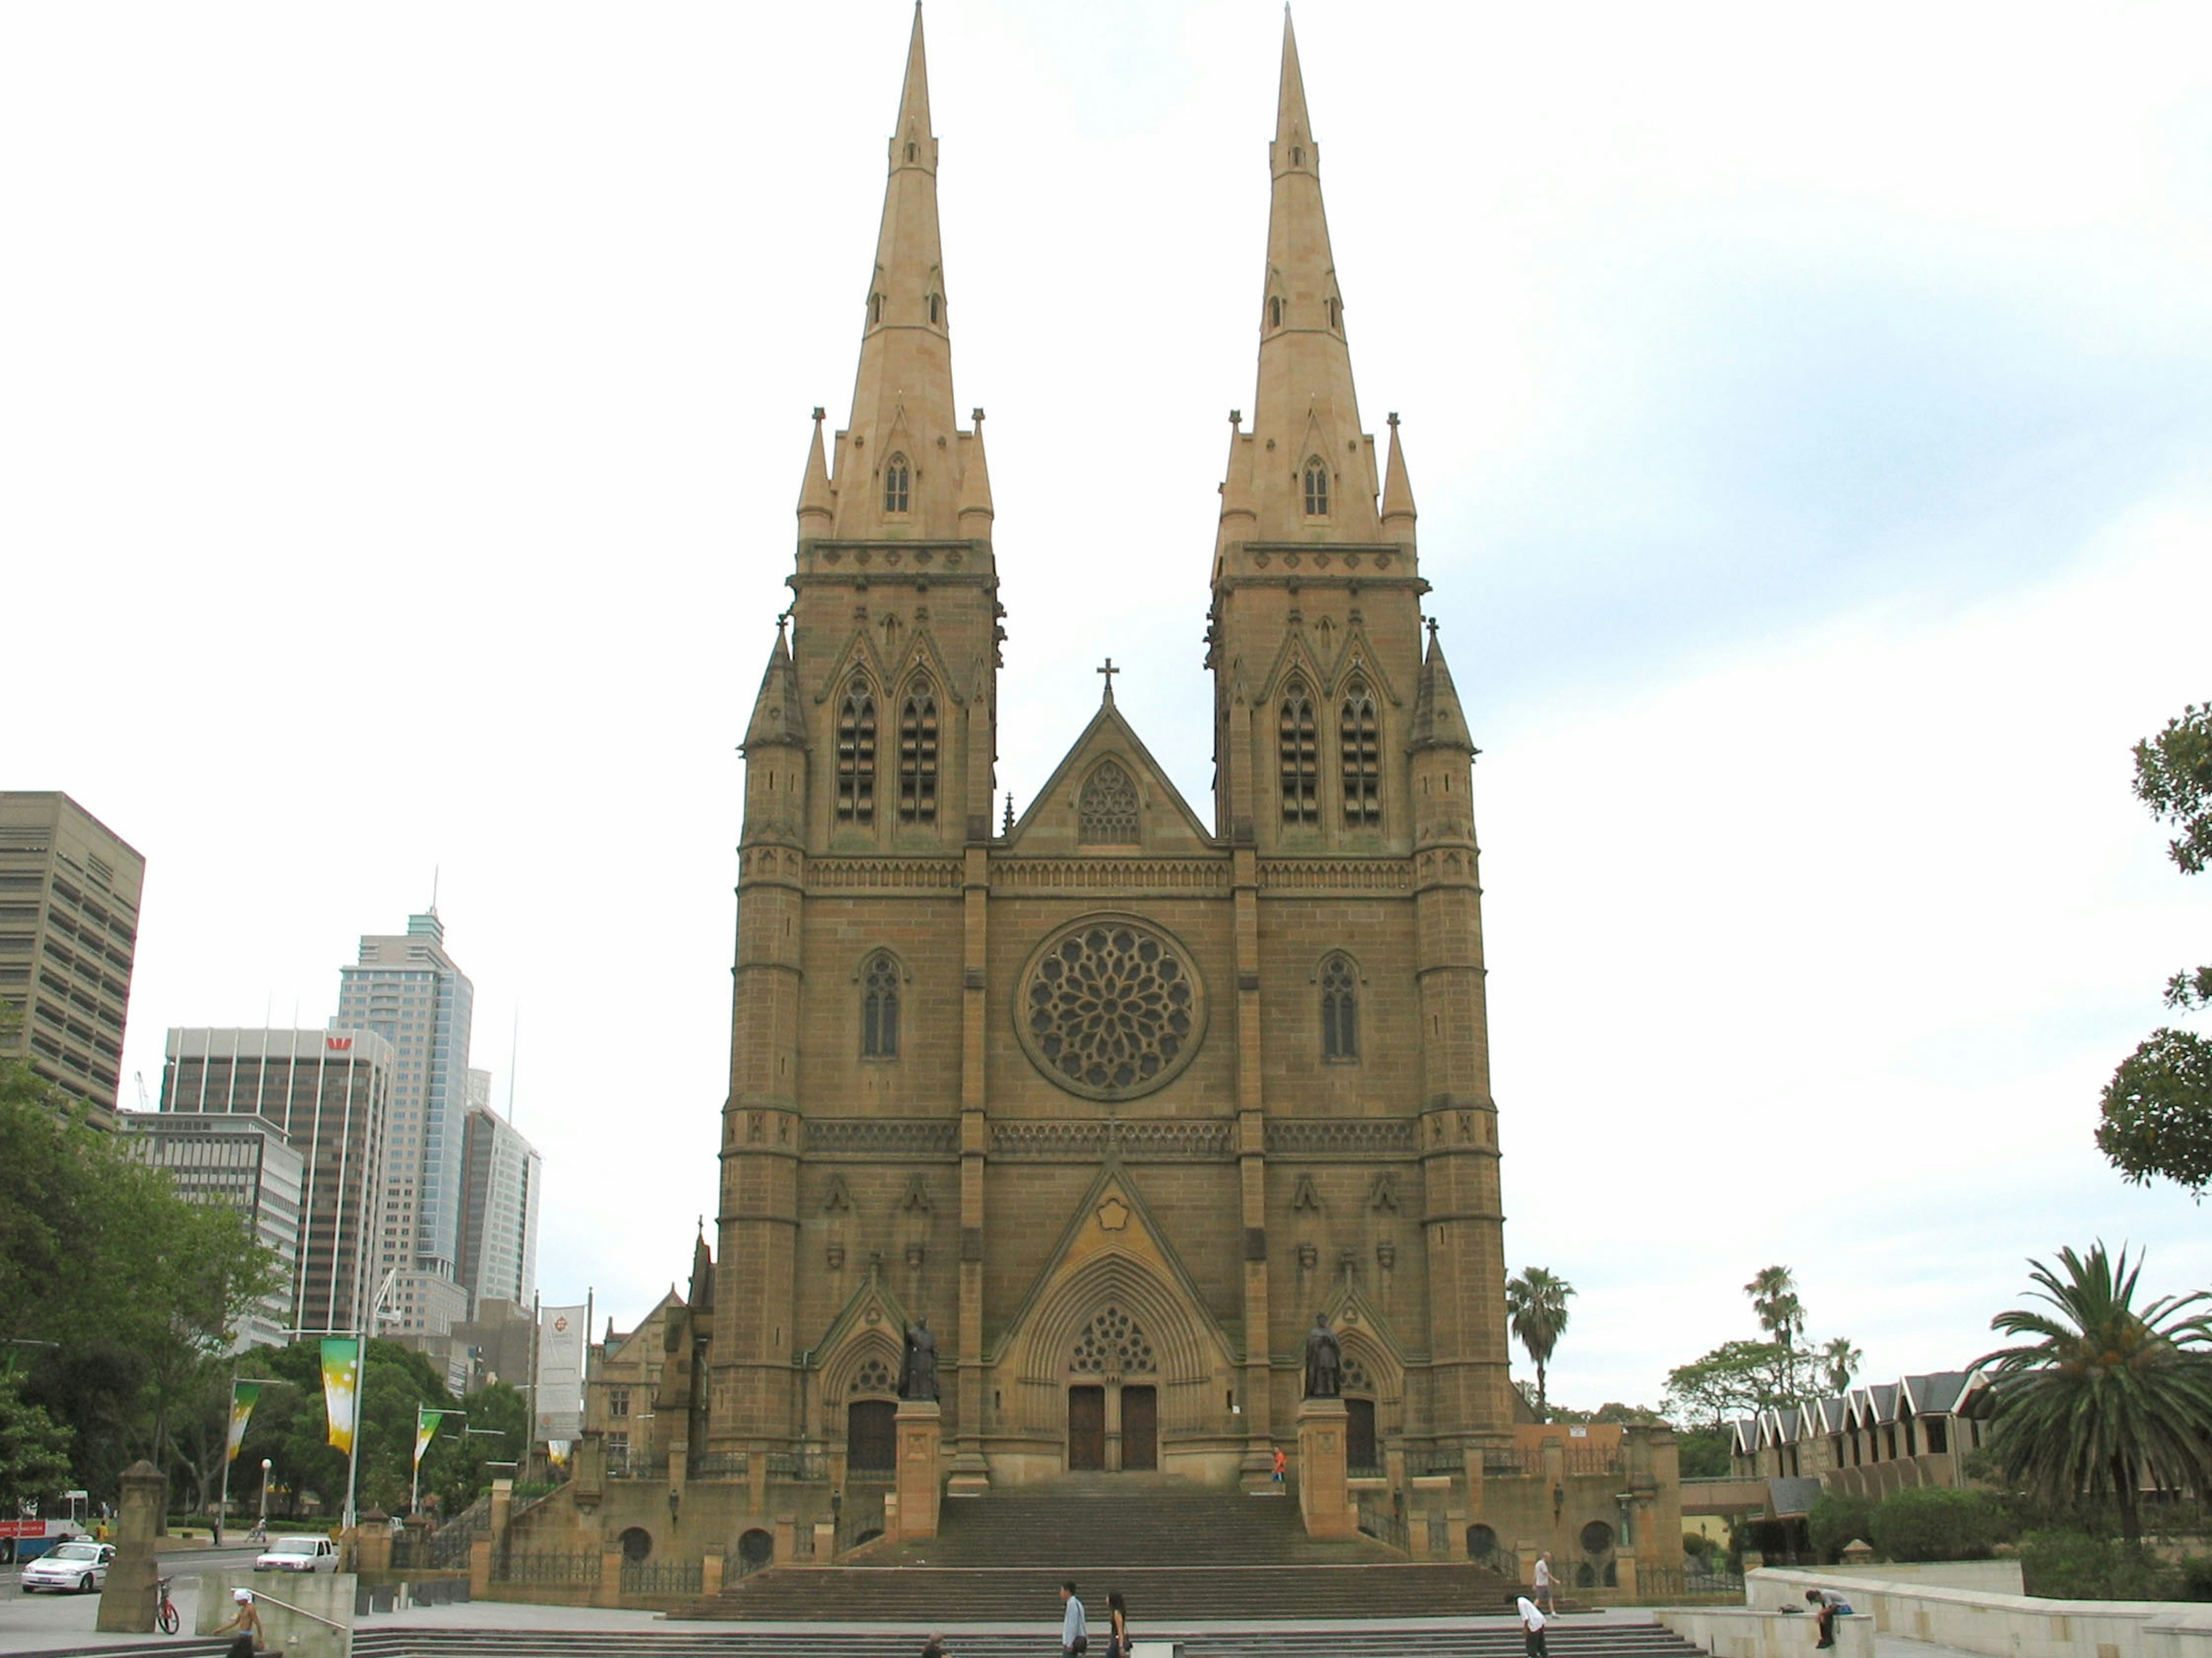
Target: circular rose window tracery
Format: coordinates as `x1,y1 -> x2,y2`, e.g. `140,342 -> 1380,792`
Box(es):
1016,916 -> 1206,1100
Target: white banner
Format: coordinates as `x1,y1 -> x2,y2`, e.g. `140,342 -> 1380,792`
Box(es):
533,1303 -> 586,1442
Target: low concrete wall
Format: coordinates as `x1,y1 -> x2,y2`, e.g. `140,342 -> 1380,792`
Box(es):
1748,1566 -> 2212,1658
1800,1560 -> 2025,1595
199,1569 -> 353,1658
1656,1606 -> 1873,1658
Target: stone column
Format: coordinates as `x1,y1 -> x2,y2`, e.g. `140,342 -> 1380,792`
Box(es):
94,1459 -> 165,1632
1295,1397 -> 1355,1540
895,1398 -> 944,1540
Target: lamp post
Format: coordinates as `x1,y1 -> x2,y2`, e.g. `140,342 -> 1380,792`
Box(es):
257,1459 -> 272,1538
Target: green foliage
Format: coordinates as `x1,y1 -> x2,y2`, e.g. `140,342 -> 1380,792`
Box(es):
1745,1266 -> 1805,1349
1819,1336 -> 1863,1395
1808,1491 -> 1878,1563
1868,1486 -> 2012,1561
2018,1529 -> 2183,1600
0,1061 -> 283,1501
1664,1338 -> 1825,1424
0,1368 -> 73,1510
1977,1242 -> 2212,1542
2099,704 -> 2212,1196
1506,1267 -> 1575,1419
1682,1530 -> 1715,1560
1675,1427 -> 1733,1478
2099,1029 -> 2212,1198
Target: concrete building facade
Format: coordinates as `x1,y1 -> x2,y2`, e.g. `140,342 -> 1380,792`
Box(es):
459,1097 -> 542,1311
0,792 -> 145,1118
161,1026 -> 394,1337
120,1111 -> 305,1350
335,910 -> 476,1336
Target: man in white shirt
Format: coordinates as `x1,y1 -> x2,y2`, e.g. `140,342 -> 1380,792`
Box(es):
1533,1551 -> 1555,1614
1060,1580 -> 1088,1656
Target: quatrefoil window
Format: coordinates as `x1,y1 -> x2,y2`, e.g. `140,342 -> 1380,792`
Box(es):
1016,917 -> 1206,1101
850,1357 -> 896,1398
1071,1304 -> 1155,1375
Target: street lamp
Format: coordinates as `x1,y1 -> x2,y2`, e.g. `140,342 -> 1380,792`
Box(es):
258,1459 -> 273,1538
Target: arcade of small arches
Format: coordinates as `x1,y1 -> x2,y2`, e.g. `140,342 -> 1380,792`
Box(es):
1278,676 -> 1382,827
835,673 -> 938,825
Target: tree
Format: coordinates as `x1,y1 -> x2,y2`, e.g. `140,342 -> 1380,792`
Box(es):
1662,1338 -> 1824,1425
1820,1336 -> 1863,1395
1975,1242 -> 2212,1543
0,1369 -> 72,1512
2097,703 -> 2212,1198
1505,1267 -> 1575,1421
1744,1265 -> 1805,1349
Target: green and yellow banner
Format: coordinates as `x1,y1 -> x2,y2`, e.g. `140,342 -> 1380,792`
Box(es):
226,1382 -> 263,1463
320,1339 -> 361,1455
414,1409 -> 452,1470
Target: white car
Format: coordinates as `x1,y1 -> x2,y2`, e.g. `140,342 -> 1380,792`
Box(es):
19,1540 -> 115,1594
254,1534 -> 338,1572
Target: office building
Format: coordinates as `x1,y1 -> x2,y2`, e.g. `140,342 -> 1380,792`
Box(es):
121,1111 -> 305,1350
334,910 -> 475,1337
161,1027 -> 393,1337
459,1093 -> 541,1311
0,792 -> 145,1118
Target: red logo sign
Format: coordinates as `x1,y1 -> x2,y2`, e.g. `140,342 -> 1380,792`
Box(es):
552,1316 -> 570,1334
327,1036 -> 353,1051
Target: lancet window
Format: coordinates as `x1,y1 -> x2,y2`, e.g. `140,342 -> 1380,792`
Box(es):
883,455 -> 910,514
1321,953 -> 1358,1060
1078,759 -> 1140,845
1303,458 -> 1330,517
1340,681 -> 1380,826
1279,680 -> 1319,824
898,680 -> 939,823
837,676 -> 877,822
1269,296 -> 1283,328
862,953 -> 900,1058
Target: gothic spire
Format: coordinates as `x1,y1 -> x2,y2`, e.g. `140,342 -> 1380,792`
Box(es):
1381,411 -> 1416,537
1410,625 -> 1475,754
1246,9 -> 1375,540
835,2 -> 959,537
743,623 -> 808,751
797,406 -> 834,532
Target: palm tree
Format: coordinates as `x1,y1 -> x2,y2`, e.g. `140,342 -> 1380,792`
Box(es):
1506,1267 -> 1575,1421
1744,1265 -> 1805,1349
1819,1336 -> 1862,1395
1976,1242 -> 2212,1542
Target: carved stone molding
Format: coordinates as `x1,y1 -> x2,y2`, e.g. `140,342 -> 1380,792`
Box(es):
1258,860 -> 1411,893
805,1119 -> 960,1159
807,858 -> 963,894
1264,1118 -> 1418,1159
991,859 -> 1230,895
988,1118 -> 1234,1161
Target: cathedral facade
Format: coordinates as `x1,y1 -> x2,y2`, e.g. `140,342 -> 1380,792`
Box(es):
701,6 -> 1515,1498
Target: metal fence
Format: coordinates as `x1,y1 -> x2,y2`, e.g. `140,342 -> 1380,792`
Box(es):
607,1451 -> 668,1481
619,1561 -> 703,1597
765,1450 -> 831,1482
685,1451 -> 749,1480
1410,1449 -> 1465,1477
491,1551 -> 602,1587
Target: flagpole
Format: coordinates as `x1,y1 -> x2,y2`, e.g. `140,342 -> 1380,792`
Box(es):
215,1364 -> 238,1546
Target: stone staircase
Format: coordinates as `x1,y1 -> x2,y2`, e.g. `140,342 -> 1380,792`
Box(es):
681,1475 -> 1529,1623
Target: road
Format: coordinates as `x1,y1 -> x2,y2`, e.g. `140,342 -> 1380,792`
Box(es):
0,1547 -> 268,1651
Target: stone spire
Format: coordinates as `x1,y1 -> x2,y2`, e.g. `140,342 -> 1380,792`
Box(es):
1380,411 -> 1416,540
797,407 -> 834,534
742,623 -> 808,751
1247,7 -> 1375,540
832,2 -> 963,538
1410,625 -> 1475,754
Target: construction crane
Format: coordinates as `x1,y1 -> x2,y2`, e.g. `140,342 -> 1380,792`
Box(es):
134,1070 -> 150,1112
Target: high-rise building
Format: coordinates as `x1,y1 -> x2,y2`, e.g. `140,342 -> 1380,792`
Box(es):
120,1111 -> 305,1350
459,1094 -> 541,1311
335,910 -> 475,1337
161,1027 -> 394,1337
0,792 -> 145,1119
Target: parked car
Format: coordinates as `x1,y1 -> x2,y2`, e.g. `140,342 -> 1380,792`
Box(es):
19,1540 -> 115,1594
254,1535 -> 338,1573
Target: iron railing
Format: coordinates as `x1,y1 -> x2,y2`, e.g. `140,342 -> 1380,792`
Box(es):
685,1451 -> 749,1480
491,1551 -> 601,1587
765,1450 -> 830,1482
608,1451 -> 669,1480
619,1561 -> 703,1596
1410,1449 -> 1465,1477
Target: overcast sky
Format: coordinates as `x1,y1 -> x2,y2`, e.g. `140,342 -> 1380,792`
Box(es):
6,1 -> 2209,1413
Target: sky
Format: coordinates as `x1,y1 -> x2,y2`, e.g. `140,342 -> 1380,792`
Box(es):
5,1 -> 2210,1414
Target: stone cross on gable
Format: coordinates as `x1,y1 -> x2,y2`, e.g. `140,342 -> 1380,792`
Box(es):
1097,658 -> 1119,701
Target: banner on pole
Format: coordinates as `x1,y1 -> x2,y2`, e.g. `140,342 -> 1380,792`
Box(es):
414,1409 -> 452,1470
533,1304 -> 586,1441
320,1339 -> 362,1455
226,1382 -> 263,1463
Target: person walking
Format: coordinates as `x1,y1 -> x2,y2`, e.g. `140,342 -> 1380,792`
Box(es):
1518,1595 -> 1550,1658
1271,1447 -> 1286,1485
1104,1589 -> 1128,1658
210,1588 -> 265,1658
1060,1580 -> 1089,1656
1533,1550 -> 1555,1614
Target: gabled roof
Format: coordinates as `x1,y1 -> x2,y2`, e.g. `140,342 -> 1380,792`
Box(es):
1865,1383 -> 1900,1424
1902,1371 -> 1969,1415
1005,692 -> 1216,854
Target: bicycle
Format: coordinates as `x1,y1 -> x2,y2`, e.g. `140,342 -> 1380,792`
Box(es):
154,1576 -> 179,1635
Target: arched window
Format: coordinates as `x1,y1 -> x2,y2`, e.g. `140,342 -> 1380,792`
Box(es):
1303,458 -> 1329,517
1078,758 -> 1140,845
1279,680 -> 1318,824
905,141 -> 917,163
1291,145 -> 1305,166
837,677 -> 877,822
1268,296 -> 1283,328
1321,954 -> 1357,1059
883,455 -> 910,514
898,681 -> 938,823
927,292 -> 941,324
1325,296 -> 1339,329
1340,681 -> 1380,825
862,953 -> 899,1057
869,292 -> 884,325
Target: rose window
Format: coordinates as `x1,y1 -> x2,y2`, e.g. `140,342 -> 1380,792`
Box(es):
1071,1304 -> 1155,1375
1016,917 -> 1205,1100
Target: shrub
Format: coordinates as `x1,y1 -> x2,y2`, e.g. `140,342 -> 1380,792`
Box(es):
2019,1530 -> 2181,1600
1809,1492 -> 1878,1564
1683,1531 -> 1714,1560
2177,1554 -> 2212,1602
1868,1486 -> 2011,1562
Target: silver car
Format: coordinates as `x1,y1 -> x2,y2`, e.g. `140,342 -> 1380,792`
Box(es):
19,1540 -> 115,1594
253,1534 -> 338,1572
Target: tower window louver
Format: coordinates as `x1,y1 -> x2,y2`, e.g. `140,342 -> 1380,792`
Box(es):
1279,680 -> 1318,824
899,682 -> 938,823
884,455 -> 910,514
1303,459 -> 1329,517
1340,681 -> 1380,825
1320,953 -> 1358,1059
838,678 -> 877,822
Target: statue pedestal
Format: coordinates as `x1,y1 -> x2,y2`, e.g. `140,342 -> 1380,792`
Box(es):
894,1399 -> 942,1542
1296,1397 -> 1357,1540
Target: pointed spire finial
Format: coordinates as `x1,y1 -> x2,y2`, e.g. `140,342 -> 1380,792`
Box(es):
1002,791 -> 1014,836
